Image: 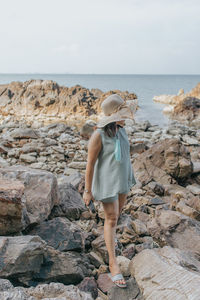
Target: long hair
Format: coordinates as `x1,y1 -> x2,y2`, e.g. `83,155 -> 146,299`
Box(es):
103,122 -> 118,137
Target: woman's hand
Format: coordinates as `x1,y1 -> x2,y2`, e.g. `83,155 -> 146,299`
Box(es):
83,191 -> 93,206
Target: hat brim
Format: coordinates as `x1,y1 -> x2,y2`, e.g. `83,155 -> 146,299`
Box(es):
97,103 -> 136,128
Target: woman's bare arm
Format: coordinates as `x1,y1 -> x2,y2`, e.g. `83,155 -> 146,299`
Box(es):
83,130 -> 102,205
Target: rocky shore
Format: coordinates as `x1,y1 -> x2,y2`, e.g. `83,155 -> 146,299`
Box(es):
0,80 -> 200,299
153,83 -> 200,128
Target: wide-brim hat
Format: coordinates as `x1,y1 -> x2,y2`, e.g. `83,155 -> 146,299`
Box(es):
97,94 -> 138,128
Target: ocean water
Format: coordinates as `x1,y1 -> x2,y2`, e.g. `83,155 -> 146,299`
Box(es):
0,74 -> 200,127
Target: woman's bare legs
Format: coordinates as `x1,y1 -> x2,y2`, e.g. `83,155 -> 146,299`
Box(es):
102,199 -> 126,285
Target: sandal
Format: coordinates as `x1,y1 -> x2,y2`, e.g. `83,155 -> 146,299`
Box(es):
108,273 -> 127,288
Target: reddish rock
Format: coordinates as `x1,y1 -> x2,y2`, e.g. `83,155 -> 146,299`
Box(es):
133,139 -> 193,186
97,273 -> 114,293
0,178 -> 24,235
78,277 -> 98,299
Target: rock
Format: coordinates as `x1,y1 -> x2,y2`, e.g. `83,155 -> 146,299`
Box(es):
0,279 -> 13,291
78,277 -> 98,299
67,161 -> 87,169
36,246 -> 90,286
0,178 -> 24,235
0,156 -> 9,167
29,217 -> 85,252
133,139 -> 193,186
182,135 -> 199,145
97,273 -> 113,294
0,80 -> 137,127
108,278 -> 142,300
10,128 -> 39,139
178,88 -> 184,95
130,142 -> 147,154
0,235 -> 45,284
153,94 -> 176,104
0,165 -> 59,227
148,197 -> 165,206
176,200 -> 200,220
130,246 -> 200,300
172,96 -> 200,121
0,282 -> 93,300
116,256 -> 131,276
131,219 -> 148,236
147,210 -> 200,256
20,154 -> 37,163
88,251 -> 104,268
163,105 -> 174,114
58,172 -> 82,189
122,244 -> 136,260
97,274 -> 142,299
0,288 -> 31,300
91,235 -> 109,264
186,184 -> 200,195
146,182 -> 165,196
50,181 -> 85,221
26,282 -> 93,300
80,120 -> 96,138
192,161 -> 200,174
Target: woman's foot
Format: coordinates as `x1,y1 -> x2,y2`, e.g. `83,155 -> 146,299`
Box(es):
109,260 -> 126,286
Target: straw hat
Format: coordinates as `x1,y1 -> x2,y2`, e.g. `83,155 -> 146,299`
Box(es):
97,94 -> 137,128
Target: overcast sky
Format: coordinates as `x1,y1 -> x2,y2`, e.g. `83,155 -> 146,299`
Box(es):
0,0 -> 199,74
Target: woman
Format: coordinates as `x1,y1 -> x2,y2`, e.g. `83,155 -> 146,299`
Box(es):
83,94 -> 137,288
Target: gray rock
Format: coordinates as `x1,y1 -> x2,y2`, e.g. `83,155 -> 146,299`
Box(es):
0,279 -> 13,291
28,217 -> 85,252
0,156 -> 9,166
50,182 -> 85,221
0,235 -> 45,284
35,246 -> 90,285
108,278 -> 142,300
25,282 -> 93,300
130,246 -> 200,300
20,154 -> 37,163
10,128 -> 39,139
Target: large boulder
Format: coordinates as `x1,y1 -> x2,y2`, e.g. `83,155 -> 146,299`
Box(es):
50,180 -> 85,221
133,139 -> 193,186
130,246 -> 200,300
35,246 -> 90,286
172,96 -> 200,123
28,217 -> 85,252
147,210 -> 200,256
0,165 -> 59,227
0,178 -> 24,235
0,235 -> 90,287
0,281 -> 93,300
0,235 -> 45,284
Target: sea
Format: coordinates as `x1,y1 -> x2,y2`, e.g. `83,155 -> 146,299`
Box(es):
0,74 -> 200,128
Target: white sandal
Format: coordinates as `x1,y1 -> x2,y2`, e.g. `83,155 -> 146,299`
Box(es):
108,273 -> 127,288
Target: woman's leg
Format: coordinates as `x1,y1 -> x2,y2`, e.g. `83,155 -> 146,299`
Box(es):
118,193 -> 127,216
102,200 -> 125,285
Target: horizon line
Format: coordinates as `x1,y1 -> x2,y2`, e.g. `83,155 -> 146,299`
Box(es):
0,73 -> 200,76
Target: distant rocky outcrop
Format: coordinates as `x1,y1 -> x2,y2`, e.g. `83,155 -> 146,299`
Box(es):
0,80 -> 137,128
153,83 -> 200,127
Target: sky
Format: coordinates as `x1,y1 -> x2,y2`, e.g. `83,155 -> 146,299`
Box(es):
0,0 -> 200,74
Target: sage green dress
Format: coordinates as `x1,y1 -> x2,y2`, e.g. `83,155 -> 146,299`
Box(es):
91,127 -> 136,203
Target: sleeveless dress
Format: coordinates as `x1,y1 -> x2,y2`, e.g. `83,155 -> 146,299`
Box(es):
91,127 -> 136,203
